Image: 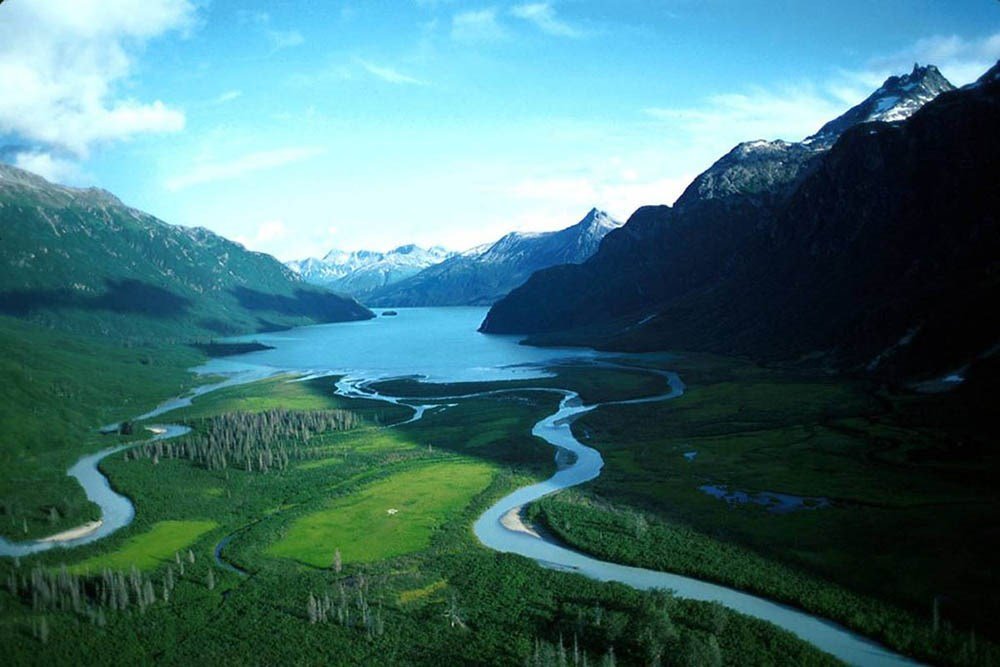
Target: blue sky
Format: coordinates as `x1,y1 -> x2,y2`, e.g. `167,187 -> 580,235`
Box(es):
1,1 -> 998,259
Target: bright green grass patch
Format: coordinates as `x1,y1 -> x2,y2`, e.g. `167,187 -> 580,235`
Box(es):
67,520 -> 217,573
268,461 -> 495,567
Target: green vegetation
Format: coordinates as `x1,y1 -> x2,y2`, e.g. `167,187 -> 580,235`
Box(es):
0,166 -> 372,342
0,316 -> 203,540
67,521 -> 217,574
540,353 -> 998,665
131,408 -> 366,472
1,365 -> 839,665
162,374 -> 408,422
269,460 -> 495,566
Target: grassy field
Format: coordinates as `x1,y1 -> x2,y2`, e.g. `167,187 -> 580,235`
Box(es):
68,521 -> 217,574
0,316 -> 203,540
269,460 -> 495,566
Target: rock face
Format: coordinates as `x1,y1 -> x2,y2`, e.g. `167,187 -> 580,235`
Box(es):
287,245 -> 454,298
0,163 -> 373,338
365,208 -> 622,307
482,62 -> 999,381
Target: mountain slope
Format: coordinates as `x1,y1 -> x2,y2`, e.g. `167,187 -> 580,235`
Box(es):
0,164 -> 373,339
367,208 -> 621,307
482,63 -> 996,381
287,244 -> 454,298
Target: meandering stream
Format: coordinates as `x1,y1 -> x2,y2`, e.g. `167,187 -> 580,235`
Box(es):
0,309 -> 919,665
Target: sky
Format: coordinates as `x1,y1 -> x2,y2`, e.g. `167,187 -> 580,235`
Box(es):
0,1 -> 998,260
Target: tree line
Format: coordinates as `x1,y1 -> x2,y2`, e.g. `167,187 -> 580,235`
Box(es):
127,408 -> 366,473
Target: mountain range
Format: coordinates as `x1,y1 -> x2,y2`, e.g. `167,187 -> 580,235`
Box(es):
0,164 -> 372,340
363,208 -> 621,306
286,245 -> 454,299
482,63 -> 999,383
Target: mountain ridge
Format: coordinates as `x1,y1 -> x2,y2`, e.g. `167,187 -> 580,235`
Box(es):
287,244 -> 454,298
365,208 -> 622,307
0,163 -> 373,339
481,62 -> 997,382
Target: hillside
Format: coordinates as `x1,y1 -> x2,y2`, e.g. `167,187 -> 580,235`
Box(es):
0,164 -> 373,340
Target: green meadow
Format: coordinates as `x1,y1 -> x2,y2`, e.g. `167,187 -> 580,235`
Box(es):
269,460 -> 495,566
67,521 -> 217,574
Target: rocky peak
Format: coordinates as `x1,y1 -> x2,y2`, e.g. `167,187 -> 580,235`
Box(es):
806,63 -> 955,146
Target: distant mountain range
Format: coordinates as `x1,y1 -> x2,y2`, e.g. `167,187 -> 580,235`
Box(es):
364,208 -> 621,306
0,164 -> 372,339
288,209 -> 621,307
286,245 -> 454,299
482,63 -> 999,383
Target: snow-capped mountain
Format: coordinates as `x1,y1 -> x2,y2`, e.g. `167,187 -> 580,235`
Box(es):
287,244 -> 454,297
366,208 -> 623,307
676,63 -> 955,208
807,64 -> 954,145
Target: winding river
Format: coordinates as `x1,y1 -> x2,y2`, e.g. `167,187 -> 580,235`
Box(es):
0,308 -> 918,665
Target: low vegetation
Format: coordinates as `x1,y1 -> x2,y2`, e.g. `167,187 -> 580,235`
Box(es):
1,363 -> 841,665
544,353 -> 999,666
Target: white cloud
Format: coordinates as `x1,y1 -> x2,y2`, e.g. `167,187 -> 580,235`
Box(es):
356,59 -> 427,86
644,83 -> 844,146
643,32 -> 1000,155
12,151 -> 84,184
451,9 -> 507,43
165,147 -> 325,191
866,32 -> 1000,86
0,0 -> 194,162
511,3 -> 582,38
234,219 -> 288,254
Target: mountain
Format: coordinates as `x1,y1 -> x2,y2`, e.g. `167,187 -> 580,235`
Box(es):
366,208 -> 622,306
0,163 -> 373,339
287,244 -> 454,298
482,63 -> 998,382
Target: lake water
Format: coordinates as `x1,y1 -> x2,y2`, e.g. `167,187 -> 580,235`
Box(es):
200,307 -> 604,383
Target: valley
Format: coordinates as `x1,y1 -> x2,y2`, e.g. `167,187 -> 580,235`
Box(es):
0,5 -> 996,661
1,310 -> 996,665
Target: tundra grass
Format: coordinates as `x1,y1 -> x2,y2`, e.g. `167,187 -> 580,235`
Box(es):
67,520 -> 217,574
268,460 -> 495,566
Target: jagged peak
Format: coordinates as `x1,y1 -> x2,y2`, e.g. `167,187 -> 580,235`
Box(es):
806,63 -> 955,145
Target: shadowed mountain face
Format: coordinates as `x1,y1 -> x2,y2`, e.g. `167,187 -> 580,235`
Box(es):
365,208 -> 622,307
0,164 -> 372,338
482,63 -> 999,382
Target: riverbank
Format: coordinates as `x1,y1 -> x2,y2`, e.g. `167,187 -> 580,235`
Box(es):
499,506 -> 540,538
37,520 -> 103,543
